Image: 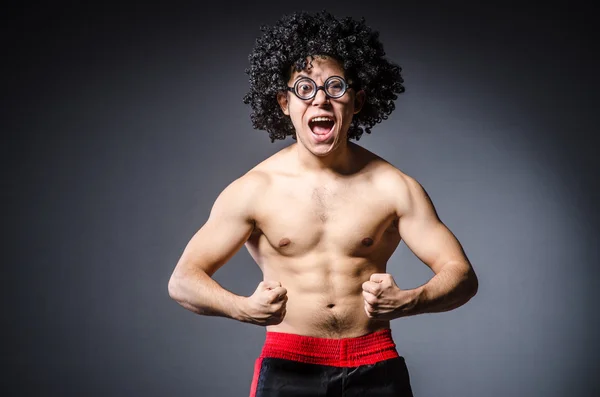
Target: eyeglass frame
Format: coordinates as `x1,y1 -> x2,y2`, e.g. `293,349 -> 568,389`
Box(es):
286,75 -> 354,100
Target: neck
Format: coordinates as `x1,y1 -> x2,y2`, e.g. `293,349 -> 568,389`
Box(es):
295,140 -> 356,175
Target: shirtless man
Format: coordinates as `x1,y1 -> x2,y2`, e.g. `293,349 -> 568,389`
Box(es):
168,11 -> 478,397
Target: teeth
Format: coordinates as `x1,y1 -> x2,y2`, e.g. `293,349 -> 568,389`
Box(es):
310,116 -> 334,123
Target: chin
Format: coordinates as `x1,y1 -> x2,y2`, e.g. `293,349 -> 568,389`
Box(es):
311,140 -> 342,157
310,147 -> 333,157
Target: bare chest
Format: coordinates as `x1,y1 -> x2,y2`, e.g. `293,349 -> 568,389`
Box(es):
249,180 -> 400,258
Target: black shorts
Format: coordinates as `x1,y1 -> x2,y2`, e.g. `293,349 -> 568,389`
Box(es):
249,329 -> 414,397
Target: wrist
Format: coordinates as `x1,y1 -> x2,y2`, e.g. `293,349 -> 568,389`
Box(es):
231,295 -> 250,322
395,286 -> 423,318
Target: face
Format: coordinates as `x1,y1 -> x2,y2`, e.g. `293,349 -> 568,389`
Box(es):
277,56 -> 365,157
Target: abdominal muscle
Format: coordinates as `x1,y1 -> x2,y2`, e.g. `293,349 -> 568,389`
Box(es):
261,255 -> 391,338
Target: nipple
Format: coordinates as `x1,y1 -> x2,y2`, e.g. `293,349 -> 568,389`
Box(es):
361,237 -> 374,247
279,238 -> 291,247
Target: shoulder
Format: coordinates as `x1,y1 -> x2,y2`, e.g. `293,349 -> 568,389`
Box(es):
219,169 -> 271,206
356,148 -> 416,191
209,168 -> 271,224
212,146 -> 295,218
224,145 -> 294,194
359,150 -> 428,215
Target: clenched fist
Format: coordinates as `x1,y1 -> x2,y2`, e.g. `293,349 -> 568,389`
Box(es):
241,280 -> 287,326
362,273 -> 405,320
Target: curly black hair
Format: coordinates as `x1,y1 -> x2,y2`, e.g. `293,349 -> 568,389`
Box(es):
242,10 -> 405,142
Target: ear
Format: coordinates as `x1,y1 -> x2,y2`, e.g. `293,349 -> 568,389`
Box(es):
353,90 -> 366,114
277,92 -> 290,116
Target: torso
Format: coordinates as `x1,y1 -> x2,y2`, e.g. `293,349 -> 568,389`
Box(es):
245,143 -> 405,338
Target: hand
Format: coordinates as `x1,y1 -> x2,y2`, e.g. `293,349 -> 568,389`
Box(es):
362,273 -> 405,320
242,280 -> 287,326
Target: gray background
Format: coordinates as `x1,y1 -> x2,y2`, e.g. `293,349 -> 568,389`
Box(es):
4,1 -> 599,396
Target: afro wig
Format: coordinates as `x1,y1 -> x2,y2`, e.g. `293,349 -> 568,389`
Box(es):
243,10 -> 405,142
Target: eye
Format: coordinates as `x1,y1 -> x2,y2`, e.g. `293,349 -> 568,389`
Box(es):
326,78 -> 345,94
296,80 -> 314,96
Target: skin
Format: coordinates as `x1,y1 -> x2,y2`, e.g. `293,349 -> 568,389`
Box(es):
168,56 -> 478,338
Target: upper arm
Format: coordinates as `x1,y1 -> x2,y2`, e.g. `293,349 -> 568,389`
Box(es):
171,171 -> 268,278
396,175 -> 471,274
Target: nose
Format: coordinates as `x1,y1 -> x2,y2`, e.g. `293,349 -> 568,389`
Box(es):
312,87 -> 330,106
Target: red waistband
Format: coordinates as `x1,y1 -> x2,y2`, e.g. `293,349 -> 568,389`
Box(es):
259,329 -> 399,367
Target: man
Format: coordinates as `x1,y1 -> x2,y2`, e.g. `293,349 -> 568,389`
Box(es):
168,11 -> 478,397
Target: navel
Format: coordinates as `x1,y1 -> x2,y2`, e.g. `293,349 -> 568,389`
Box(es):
278,238 -> 291,247
361,237 -> 374,247
326,303 -> 335,309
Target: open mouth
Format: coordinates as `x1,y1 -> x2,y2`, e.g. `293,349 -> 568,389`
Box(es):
308,116 -> 335,142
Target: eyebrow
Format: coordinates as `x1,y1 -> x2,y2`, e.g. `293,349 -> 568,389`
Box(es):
293,74 -> 312,82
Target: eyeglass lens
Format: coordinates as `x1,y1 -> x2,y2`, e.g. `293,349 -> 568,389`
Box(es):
294,77 -> 346,99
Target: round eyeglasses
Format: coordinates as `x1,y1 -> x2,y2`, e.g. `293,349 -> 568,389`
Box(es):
287,76 -> 351,100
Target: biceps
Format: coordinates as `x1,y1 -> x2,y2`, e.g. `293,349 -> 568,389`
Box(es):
175,214 -> 254,277
399,217 -> 467,274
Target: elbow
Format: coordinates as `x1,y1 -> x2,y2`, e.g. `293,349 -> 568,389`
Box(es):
449,274 -> 477,312
452,266 -> 478,308
464,270 -> 479,301
167,271 -> 210,316
168,274 -> 184,302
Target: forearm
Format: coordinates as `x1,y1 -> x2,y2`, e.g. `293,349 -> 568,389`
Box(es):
168,270 -> 246,321
397,262 -> 478,317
